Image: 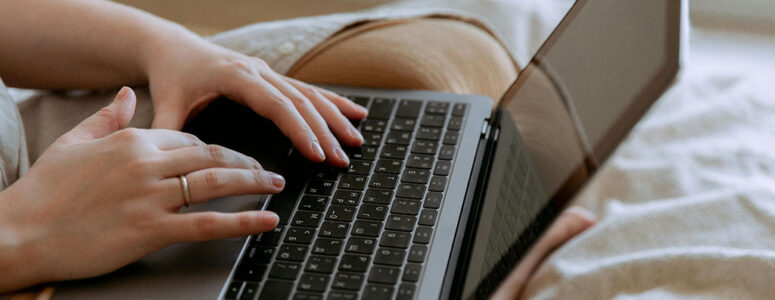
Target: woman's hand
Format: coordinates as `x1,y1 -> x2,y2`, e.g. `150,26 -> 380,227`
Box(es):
0,87 -> 284,292
143,33 -> 367,168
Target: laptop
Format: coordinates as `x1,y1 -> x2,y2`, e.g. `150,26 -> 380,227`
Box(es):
52,0 -> 685,299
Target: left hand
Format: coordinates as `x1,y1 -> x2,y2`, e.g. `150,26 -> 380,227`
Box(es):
143,34 -> 367,168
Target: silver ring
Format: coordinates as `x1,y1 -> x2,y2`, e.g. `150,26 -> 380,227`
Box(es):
178,175 -> 191,207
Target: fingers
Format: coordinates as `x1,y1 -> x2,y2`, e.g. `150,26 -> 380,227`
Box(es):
169,168 -> 285,205
287,79 -> 364,147
164,210 -> 280,243
159,144 -> 262,177
58,87 -> 137,145
284,76 -> 368,120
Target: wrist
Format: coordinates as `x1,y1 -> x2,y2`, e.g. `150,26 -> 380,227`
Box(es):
137,21 -> 203,82
0,186 -> 47,293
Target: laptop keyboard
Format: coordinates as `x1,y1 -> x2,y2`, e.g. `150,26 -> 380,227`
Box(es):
224,95 -> 468,300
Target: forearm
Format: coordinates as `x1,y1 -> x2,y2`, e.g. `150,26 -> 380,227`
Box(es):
0,0 -> 198,89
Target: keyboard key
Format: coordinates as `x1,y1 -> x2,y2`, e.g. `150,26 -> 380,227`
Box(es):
402,263 -> 422,282
224,281 -> 242,299
363,189 -> 393,205
306,180 -> 334,196
425,101 -> 449,115
407,245 -> 428,263
385,214 -> 417,232
244,246 -> 275,264
374,248 -> 406,266
298,196 -> 328,211
305,255 -> 337,274
363,132 -> 383,146
385,131 -> 412,145
416,127 -> 442,141
293,292 -> 323,300
424,192 -> 443,209
368,266 -> 401,284
339,254 -> 371,273
357,204 -> 388,221
418,209 -> 439,226
438,145 -> 455,160
328,291 -> 358,300
311,238 -> 344,256
259,279 -> 294,299
332,191 -> 361,206
401,168 -> 430,184
380,145 -> 408,159
285,227 -> 315,244
234,263 -> 267,281
396,283 -> 417,300
448,116 -> 463,131
391,199 -> 421,215
241,283 -> 260,300
326,205 -> 356,222
346,160 -> 373,175
347,96 -> 370,108
352,220 -> 382,237
267,193 -> 301,225
338,175 -> 367,191
380,231 -> 412,248
297,273 -> 330,292
347,146 -> 378,161
291,211 -> 322,228
375,159 -> 402,174
429,176 -> 447,192
319,222 -> 349,238
345,237 -> 376,254
311,168 -> 340,181
452,103 -> 467,116
362,119 -> 387,133
368,98 -> 396,119
269,262 -> 302,280
443,131 -> 459,145
396,183 -> 425,199
395,100 -> 422,118
331,272 -> 365,291
434,161 -> 451,176
277,245 -> 309,262
411,140 -> 438,155
390,118 -> 416,131
253,225 -> 284,246
420,114 -> 446,128
413,227 -> 433,244
369,173 -> 398,189
363,284 -> 395,300
407,154 -> 434,169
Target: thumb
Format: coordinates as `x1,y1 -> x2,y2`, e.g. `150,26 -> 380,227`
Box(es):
59,87 -> 136,145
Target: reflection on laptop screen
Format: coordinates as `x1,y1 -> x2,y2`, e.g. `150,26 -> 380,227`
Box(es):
461,0 -> 681,297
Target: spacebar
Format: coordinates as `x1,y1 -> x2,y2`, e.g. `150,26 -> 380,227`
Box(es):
264,158 -> 311,225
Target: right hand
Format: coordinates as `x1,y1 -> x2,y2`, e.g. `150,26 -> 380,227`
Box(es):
0,87 -> 284,292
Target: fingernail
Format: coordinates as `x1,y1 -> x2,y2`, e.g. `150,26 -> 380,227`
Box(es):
267,172 -> 285,189
261,211 -> 279,227
312,141 -> 326,161
116,86 -> 131,102
335,146 -> 350,165
349,127 -> 364,144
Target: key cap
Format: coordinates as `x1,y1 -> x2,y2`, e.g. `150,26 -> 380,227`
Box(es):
385,214 -> 417,232
326,205 -> 356,222
332,191 -> 361,206
347,146 -> 378,161
305,255 -> 337,274
433,161 -> 451,176
293,292 -> 323,300
362,119 -> 387,133
363,284 -> 395,300
375,159 -> 402,174
259,279 -> 294,299
276,245 -> 309,262
438,145 -> 455,160
369,173 -> 398,189
269,262 -> 302,280
306,180 -> 334,196
240,283 -> 259,300
429,176 -> 447,192
311,238 -> 344,256
285,227 -> 315,244
452,102 -> 467,116
346,160 -> 373,175
385,131 -> 412,145
363,132 -> 383,146
328,291 -> 358,300
380,231 -> 411,248
390,118 -> 416,132
363,189 -> 393,205
234,263 -> 267,281
311,168 -> 340,181
380,145 -> 408,159
331,272 -> 365,291
406,154 -> 434,169
374,248 -> 406,266
391,199 -> 421,215
402,263 -> 422,282
267,193 -> 302,225
395,100 -> 422,118
347,96 -> 370,108
396,283 -> 416,300
253,225 -> 284,246
351,220 -> 382,237
244,246 -> 275,264
411,140 -> 438,155
297,273 -> 330,292
401,168 -> 430,184
345,237 -> 376,254
338,254 -> 370,273
338,175 -> 367,191
225,281 -> 242,299
447,116 -> 463,131
418,209 -> 438,226
357,204 -> 388,221
368,266 -> 401,284
407,245 -> 428,263
443,131 -> 459,145
423,192 -> 443,209
416,127 -> 442,141
413,227 -> 433,244
291,211 -> 322,228
425,101 -> 449,115
298,196 -> 328,211
368,98 -> 396,119
319,222 -> 349,238
420,114 -> 446,128
396,183 -> 425,199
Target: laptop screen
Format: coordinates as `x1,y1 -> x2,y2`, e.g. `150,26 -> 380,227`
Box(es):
460,0 -> 682,297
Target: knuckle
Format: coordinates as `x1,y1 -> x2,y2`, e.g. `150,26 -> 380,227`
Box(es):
195,213 -> 218,239
237,214 -> 254,231
206,145 -> 228,162
115,128 -> 144,143
203,169 -> 226,189
182,132 -> 204,146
